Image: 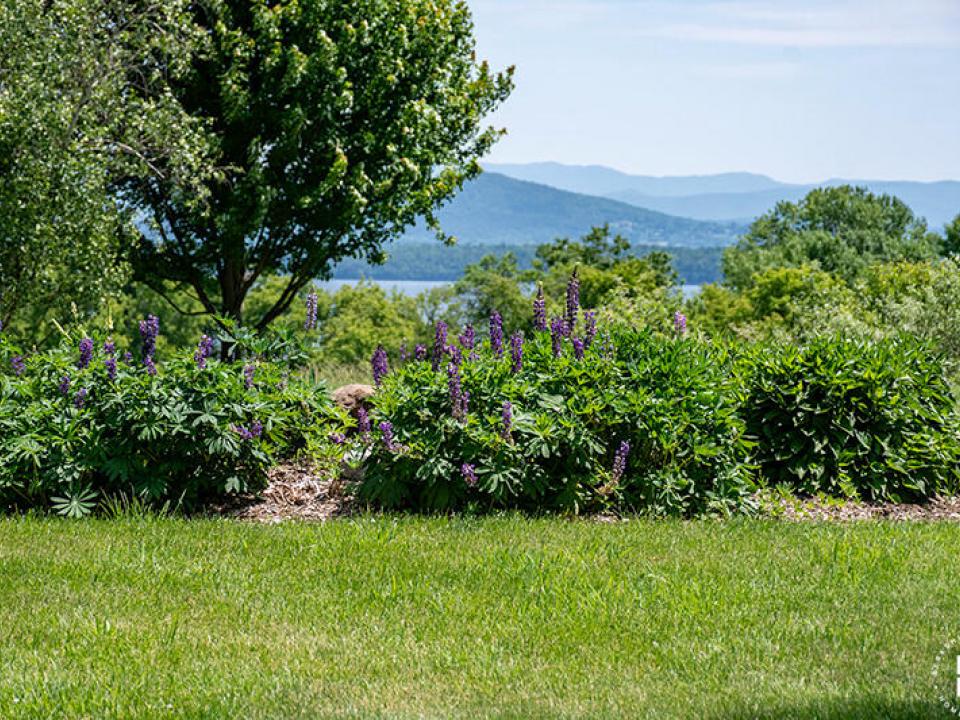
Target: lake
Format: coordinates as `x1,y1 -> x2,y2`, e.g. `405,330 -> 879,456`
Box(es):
323,279 -> 703,299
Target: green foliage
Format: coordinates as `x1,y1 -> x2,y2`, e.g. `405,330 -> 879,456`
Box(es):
944,214 -> 960,256
740,336 -> 960,501
359,326 -> 755,516
0,0 -> 209,329
723,186 -> 942,290
127,0 -> 514,328
0,329 -> 344,515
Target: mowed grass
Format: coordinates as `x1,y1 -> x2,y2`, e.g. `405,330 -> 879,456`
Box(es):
0,517 -> 957,719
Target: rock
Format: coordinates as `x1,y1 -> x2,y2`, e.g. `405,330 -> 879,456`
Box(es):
332,384 -> 375,415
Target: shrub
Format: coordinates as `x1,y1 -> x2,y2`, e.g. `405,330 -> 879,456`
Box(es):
0,324 -> 344,515
740,336 -> 960,501
358,314 -> 755,516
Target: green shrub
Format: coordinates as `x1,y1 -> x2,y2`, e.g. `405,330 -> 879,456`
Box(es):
740,336 -> 960,501
0,326 -> 344,515
359,323 -> 755,516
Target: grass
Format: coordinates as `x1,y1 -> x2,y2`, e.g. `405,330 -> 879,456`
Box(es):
0,516 -> 957,719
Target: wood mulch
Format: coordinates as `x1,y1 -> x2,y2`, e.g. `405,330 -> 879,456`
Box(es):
223,463 -> 960,523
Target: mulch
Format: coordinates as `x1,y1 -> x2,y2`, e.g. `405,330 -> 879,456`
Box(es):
223,463 -> 960,523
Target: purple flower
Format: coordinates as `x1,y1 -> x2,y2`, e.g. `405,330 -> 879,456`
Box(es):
73,387 -> 87,409
139,314 -> 159,364
510,332 -> 524,373
448,363 -> 468,421
304,292 -> 319,330
583,311 -> 598,348
447,343 -> 463,367
329,432 -> 347,445
356,406 -> 372,443
572,336 -> 585,360
104,356 -> 117,381
371,345 -> 389,386
233,421 -> 263,441
565,269 -> 580,332
243,364 -> 255,390
550,317 -> 565,358
144,357 -> 157,376
10,355 -> 25,376
194,334 -> 214,370
379,421 -> 400,452
78,337 -> 94,369
461,463 -> 478,488
674,311 -> 688,336
533,285 -> 547,332
123,351 -> 134,365
502,401 -> 513,442
59,375 -> 71,396
612,441 -> 630,484
489,311 -> 504,358
459,324 -> 476,352
103,340 -> 115,356
432,321 -> 448,371
399,344 -> 409,362
414,344 -> 427,362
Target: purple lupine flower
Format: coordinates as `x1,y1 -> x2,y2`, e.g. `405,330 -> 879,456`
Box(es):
432,321 -> 448,371
10,355 -> 25,376
304,292 -> 319,331
123,351 -> 134,365
77,337 -> 94,369
371,345 -> 389,386
583,310 -> 598,348
139,314 -> 159,363
103,340 -> 115,356
243,364 -> 255,390
144,357 -> 157,376
233,421 -> 263,441
510,332 -> 524,373
414,344 -> 427,362
533,285 -> 547,332
329,432 -> 347,445
565,269 -> 580,333
612,441 -> 630,484
447,343 -> 463,367
194,334 -> 214,370
356,406 -> 372,443
461,390 -> 470,416
59,375 -> 71,396
379,421 -> 399,452
399,344 -> 409,363
572,336 -> 585,360
550,317 -> 565,358
502,401 -> 513,442
459,324 -> 476,352
104,356 -> 117,381
461,463 -> 478,488
489,311 -> 504,358
674,311 -> 688,336
73,387 -> 87,409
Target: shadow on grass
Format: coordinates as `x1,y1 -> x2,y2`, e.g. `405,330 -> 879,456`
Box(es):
709,697 -> 945,720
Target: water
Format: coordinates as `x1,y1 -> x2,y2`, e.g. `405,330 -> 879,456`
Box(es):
323,278 -> 703,299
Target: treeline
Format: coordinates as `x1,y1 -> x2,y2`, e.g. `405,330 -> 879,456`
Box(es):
333,243 -> 726,285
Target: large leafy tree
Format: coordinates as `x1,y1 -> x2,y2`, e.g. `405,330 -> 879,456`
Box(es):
0,0 -> 210,331
722,186 -> 943,290
126,0 -> 513,329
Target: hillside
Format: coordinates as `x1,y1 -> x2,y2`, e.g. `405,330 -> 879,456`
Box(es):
488,162 -> 960,228
400,173 -> 745,247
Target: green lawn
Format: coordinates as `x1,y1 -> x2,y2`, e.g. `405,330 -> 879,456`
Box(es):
0,517 -> 957,719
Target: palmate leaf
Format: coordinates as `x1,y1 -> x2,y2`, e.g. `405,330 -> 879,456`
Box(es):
51,486 -> 97,518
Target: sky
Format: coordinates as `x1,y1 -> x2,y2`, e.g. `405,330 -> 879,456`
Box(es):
469,0 -> 960,183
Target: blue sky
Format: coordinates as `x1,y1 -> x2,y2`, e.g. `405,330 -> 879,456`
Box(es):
469,0 -> 960,182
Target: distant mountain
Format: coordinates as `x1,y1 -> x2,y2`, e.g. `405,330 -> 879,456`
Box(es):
400,173 -> 745,247
486,162 -> 786,197
488,162 -> 960,228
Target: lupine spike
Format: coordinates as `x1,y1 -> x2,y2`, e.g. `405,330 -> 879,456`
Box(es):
510,332 -> 524,373
304,292 -> 319,331
565,269 -> 580,333
371,345 -> 389,386
432,321 -> 448,371
489,311 -> 504,358
533,284 -> 547,331
78,338 -> 94,369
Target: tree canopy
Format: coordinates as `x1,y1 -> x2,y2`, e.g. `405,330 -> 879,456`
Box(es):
124,0 -> 513,329
722,185 -> 943,290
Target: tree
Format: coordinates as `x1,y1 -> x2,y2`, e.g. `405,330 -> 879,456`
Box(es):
125,0 -> 513,330
0,0 -> 211,332
722,186 -> 942,290
945,214 -> 960,256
